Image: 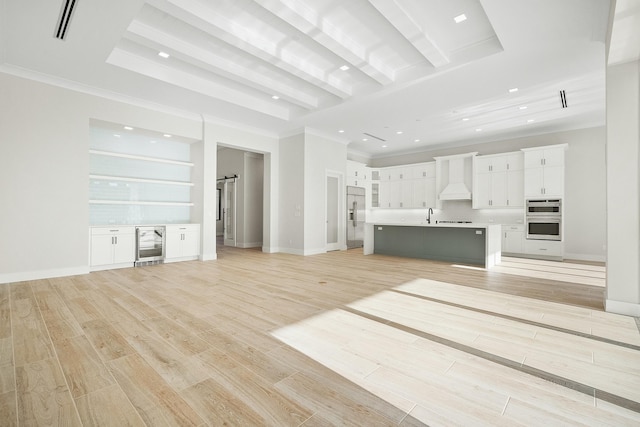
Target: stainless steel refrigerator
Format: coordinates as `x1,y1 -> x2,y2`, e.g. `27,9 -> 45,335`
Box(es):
346,186 -> 366,249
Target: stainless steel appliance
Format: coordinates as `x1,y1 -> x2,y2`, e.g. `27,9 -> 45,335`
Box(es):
526,199 -> 562,241
136,226 -> 165,266
347,186 -> 365,249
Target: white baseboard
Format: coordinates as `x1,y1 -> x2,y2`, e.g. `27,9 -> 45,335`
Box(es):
278,247 -> 305,256
304,248 -> 327,256
564,253 -> 606,263
201,253 -> 217,261
605,299 -> 640,317
0,266 -> 89,285
262,246 -> 279,253
237,242 -> 262,249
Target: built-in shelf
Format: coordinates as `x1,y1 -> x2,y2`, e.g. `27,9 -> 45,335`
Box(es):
89,174 -> 194,187
89,200 -> 194,206
89,149 -> 194,167
89,126 -> 195,225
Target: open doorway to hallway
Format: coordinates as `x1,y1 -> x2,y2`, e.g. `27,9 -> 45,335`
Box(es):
216,147 -> 264,255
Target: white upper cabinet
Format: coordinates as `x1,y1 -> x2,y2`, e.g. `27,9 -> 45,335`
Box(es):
522,145 -> 567,198
473,152 -> 524,209
347,160 -> 368,187
375,163 -> 436,208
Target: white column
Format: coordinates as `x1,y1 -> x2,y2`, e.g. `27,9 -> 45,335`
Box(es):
605,60 -> 640,316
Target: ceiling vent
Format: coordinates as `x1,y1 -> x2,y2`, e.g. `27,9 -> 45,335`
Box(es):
55,0 -> 78,40
559,90 -> 568,108
363,132 -> 386,142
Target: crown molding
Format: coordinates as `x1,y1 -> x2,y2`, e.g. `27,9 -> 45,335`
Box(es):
200,114 -> 279,139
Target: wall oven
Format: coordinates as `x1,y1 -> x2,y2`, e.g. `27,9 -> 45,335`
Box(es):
526,199 -> 562,241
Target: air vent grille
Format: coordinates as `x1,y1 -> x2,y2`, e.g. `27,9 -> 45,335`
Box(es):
55,0 -> 78,40
363,132 -> 386,142
559,90 -> 568,108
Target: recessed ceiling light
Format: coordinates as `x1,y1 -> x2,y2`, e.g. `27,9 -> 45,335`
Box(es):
158,51 -> 170,59
509,88 -> 519,93
272,95 -> 279,100
414,139 -> 420,142
338,130 -> 345,133
519,106 -> 528,110
396,131 -> 403,135
362,138 -> 368,141
475,128 -> 482,132
454,14 -> 467,23
163,134 -> 172,138
113,134 -> 121,138
382,145 -> 388,148
123,126 -> 133,130
462,118 -> 470,122
150,140 -> 157,144
339,65 -> 350,71
527,119 -> 535,123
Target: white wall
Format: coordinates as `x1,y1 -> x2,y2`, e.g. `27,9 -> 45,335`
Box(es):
364,127 -> 607,261
0,72 -> 280,282
279,134 -> 305,254
606,60 -> 640,316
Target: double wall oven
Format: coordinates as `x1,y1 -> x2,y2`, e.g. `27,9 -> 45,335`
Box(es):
526,199 -> 562,241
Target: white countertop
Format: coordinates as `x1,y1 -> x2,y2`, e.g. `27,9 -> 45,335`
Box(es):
367,222 -> 500,229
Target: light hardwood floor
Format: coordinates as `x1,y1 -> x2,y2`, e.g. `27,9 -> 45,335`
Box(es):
1,246 -> 638,426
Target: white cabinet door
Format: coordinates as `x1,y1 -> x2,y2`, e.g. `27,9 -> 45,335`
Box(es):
412,179 -> 427,208
541,166 -> 564,197
182,228 -> 201,257
165,227 -> 183,259
506,170 -> 524,207
378,181 -> 391,208
542,147 -> 565,167
506,152 -> 524,171
474,173 -> 491,208
112,233 -> 135,264
524,150 -> 545,169
399,180 -> 413,208
90,227 -> 135,268
165,225 -> 200,260
90,234 -> 115,267
524,167 -> 545,198
502,225 -> 525,254
491,171 -> 508,207
388,180 -> 402,208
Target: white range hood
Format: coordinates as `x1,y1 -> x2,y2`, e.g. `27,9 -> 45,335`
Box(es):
435,152 -> 477,205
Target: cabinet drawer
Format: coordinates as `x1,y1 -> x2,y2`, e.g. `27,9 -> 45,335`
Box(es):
524,240 -> 562,256
91,226 -> 135,236
502,224 -> 524,232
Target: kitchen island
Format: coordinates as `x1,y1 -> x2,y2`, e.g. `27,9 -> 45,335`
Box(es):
363,222 -> 501,269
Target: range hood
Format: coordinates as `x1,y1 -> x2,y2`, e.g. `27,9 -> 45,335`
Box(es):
436,153 -> 477,201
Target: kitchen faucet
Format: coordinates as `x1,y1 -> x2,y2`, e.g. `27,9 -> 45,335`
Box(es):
427,207 -> 434,224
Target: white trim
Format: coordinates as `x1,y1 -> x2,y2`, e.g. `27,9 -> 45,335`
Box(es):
201,253 -> 217,261
201,114 -> 278,139
563,253 -> 606,263
262,246 -> 279,253
0,266 -> 89,284
325,170 -> 345,252
0,64 -> 201,121
278,247 -> 306,256
237,242 -> 263,248
305,127 -> 351,145
304,248 -> 328,256
605,299 -> 640,317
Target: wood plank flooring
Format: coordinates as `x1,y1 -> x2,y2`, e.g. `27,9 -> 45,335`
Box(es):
0,245 -> 637,426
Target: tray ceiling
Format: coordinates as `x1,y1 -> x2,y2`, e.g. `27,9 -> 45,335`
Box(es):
1,0 -> 613,157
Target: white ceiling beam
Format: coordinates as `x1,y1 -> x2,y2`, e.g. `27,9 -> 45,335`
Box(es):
253,0 -> 393,85
149,0 -> 352,99
106,48 -> 291,120
126,20 -> 319,110
368,0 -> 450,68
